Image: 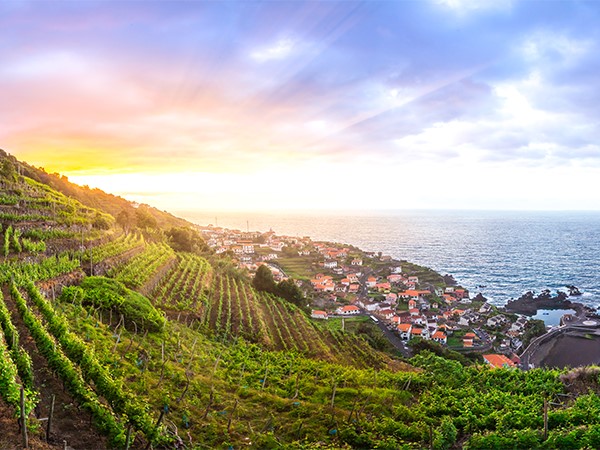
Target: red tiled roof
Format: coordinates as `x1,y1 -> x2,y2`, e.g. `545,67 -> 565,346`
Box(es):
483,354 -> 516,369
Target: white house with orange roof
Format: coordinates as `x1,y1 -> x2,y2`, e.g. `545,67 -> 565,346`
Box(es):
337,305 -> 360,315
398,323 -> 412,340
366,277 -> 377,288
432,330 -> 447,344
483,354 -> 516,369
399,290 -> 431,301
408,299 -> 417,310
390,316 -> 402,326
311,310 -> 329,320
347,273 -> 360,283
411,327 -> 429,340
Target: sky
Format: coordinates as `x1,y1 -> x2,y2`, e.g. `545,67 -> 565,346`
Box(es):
2,0 -> 600,212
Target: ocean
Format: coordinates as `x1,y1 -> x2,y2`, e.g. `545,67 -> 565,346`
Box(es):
175,209 -> 600,309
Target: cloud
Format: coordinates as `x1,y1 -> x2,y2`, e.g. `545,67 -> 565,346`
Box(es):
250,38 -> 296,62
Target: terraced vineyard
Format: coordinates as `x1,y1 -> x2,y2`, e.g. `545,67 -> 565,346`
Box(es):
109,242 -> 176,289
152,253 -> 213,314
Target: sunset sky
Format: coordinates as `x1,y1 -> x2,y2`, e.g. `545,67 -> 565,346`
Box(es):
2,0 -> 600,212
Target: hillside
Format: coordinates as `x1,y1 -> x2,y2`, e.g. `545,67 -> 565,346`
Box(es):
2,150 -> 600,449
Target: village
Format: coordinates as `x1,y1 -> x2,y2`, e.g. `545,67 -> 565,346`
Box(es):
200,224 -> 540,370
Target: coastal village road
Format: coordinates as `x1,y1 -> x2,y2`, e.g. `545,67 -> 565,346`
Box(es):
374,320 -> 412,358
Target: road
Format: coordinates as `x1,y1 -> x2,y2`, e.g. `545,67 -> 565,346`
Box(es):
374,319 -> 412,357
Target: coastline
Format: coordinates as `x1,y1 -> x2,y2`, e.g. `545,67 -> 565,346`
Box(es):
200,221 -> 600,368
183,209 -> 600,309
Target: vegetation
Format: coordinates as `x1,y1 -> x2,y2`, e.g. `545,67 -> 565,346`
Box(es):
62,276 -> 166,332
2,150 -> 600,449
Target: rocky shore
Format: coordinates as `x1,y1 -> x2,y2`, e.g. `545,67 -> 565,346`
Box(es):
504,289 -> 582,316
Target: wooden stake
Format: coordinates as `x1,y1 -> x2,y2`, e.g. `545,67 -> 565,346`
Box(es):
292,373 -> 300,399
261,366 -> 268,390
330,380 -> 337,409
543,398 -> 548,441
227,399 -> 239,433
46,394 -> 55,442
125,424 -> 133,450
144,408 -> 166,450
20,387 -> 28,449
202,390 -> 214,420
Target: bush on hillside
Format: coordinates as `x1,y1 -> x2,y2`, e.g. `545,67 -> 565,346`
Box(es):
61,276 -> 165,331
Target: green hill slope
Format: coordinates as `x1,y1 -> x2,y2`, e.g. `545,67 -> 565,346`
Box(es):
2,150 -> 600,449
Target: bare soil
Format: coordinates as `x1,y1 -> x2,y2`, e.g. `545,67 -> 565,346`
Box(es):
1,285 -> 109,449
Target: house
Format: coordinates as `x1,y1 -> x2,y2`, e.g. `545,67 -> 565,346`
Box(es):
357,300 -> 378,312
379,309 -> 395,320
487,315 -> 506,327
408,276 -> 419,284
463,337 -> 474,348
238,241 -> 255,254
366,277 -> 377,288
442,294 -> 456,304
311,310 -> 328,320
408,299 -> 417,310
340,278 -> 351,286
335,284 -> 347,293
411,327 -> 429,340
351,258 -> 363,266
390,316 -> 402,325
337,305 -> 360,315
347,274 -> 360,283
455,289 -> 467,299
479,303 -> 493,314
348,284 -> 360,294
399,290 -> 431,301
483,354 -> 516,369
311,275 -> 333,287
387,274 -> 404,284
409,308 -> 420,316
323,260 -> 337,269
432,330 -> 447,344
298,249 -> 311,256
398,323 -> 412,340
386,292 -> 398,303
376,282 -> 391,292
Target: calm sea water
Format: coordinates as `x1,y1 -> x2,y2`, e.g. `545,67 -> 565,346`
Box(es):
176,209 -> 600,308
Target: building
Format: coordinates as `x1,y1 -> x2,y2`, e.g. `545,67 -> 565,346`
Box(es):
337,305 -> 360,315
311,310 -> 328,320
483,354 -> 516,369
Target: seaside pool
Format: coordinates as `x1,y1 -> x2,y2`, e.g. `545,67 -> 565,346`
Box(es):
532,309 -> 576,326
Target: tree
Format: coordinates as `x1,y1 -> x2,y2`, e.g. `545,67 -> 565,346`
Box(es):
276,279 -> 304,307
166,227 -> 209,253
116,209 -> 133,234
92,213 -> 111,230
253,265 -> 277,294
135,208 -> 158,230
0,158 -> 17,181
